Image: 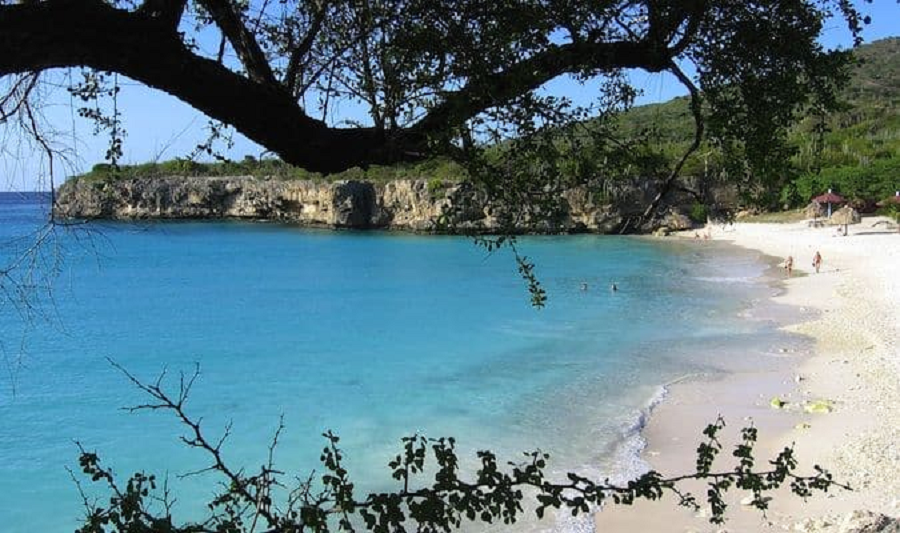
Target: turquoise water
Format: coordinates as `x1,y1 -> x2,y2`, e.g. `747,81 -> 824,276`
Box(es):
0,194 -> 795,532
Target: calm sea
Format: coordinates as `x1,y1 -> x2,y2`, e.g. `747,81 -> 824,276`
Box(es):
0,192 -> 801,532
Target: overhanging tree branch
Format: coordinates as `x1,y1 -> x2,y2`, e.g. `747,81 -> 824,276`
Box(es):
0,72 -> 39,122
668,0 -> 708,55
0,0 -> 862,180
72,363 -> 850,532
0,0 -> 387,172
0,1 -> 683,171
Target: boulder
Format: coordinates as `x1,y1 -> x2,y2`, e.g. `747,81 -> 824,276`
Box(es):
804,201 -> 826,219
829,206 -> 861,226
660,210 -> 694,230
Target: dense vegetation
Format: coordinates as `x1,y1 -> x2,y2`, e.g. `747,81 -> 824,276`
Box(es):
79,156 -> 465,186
589,37 -> 900,208
783,37 -> 900,208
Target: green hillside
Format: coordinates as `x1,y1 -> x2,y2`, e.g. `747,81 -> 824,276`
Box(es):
607,37 -> 900,207
786,37 -> 900,207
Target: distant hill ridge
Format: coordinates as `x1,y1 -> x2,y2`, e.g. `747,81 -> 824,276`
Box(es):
612,37 -> 900,147
605,37 -> 899,206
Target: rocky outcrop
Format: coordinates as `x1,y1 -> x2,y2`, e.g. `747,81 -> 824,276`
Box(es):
805,200 -> 826,219
830,205 -> 862,226
54,175 -> 737,234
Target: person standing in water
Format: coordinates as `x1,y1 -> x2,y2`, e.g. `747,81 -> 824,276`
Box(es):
785,255 -> 794,277
813,251 -> 822,273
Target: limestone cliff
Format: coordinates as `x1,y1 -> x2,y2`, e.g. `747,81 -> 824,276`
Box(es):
54,176 -> 737,233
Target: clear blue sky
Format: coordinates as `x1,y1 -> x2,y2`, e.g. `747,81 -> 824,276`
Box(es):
2,0 -> 897,191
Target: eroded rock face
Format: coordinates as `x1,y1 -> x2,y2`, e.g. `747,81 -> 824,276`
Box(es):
830,206 -> 862,226
54,175 -> 735,234
805,201 -> 826,219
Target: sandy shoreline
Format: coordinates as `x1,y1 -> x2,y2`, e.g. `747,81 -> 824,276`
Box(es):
594,217 -> 900,532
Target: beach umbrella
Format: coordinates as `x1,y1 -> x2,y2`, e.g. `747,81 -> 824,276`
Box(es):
812,189 -> 845,218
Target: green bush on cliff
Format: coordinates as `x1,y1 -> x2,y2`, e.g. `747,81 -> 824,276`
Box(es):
689,202 -> 709,223
580,38 -> 900,209
426,177 -> 445,197
73,157 -> 466,185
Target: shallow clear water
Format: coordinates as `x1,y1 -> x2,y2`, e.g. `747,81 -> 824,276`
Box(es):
0,193 -> 794,532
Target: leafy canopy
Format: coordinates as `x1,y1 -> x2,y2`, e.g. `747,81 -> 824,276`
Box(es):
0,0 -> 867,200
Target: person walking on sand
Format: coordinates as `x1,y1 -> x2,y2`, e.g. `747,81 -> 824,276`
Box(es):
813,251 -> 822,274
785,255 -> 794,277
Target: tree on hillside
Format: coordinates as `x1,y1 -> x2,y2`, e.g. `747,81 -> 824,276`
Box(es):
0,0 -> 865,214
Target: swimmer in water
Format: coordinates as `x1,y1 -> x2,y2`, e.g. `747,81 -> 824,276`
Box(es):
611,283 -> 618,292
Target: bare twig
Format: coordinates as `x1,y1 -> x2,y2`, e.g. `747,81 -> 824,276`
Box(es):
110,359 -> 280,529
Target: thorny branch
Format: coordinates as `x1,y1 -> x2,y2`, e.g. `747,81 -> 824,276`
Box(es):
109,358 -> 281,529
0,71 -> 104,396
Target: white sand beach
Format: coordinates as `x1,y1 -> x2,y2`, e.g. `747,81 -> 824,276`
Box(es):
595,217 -> 900,532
